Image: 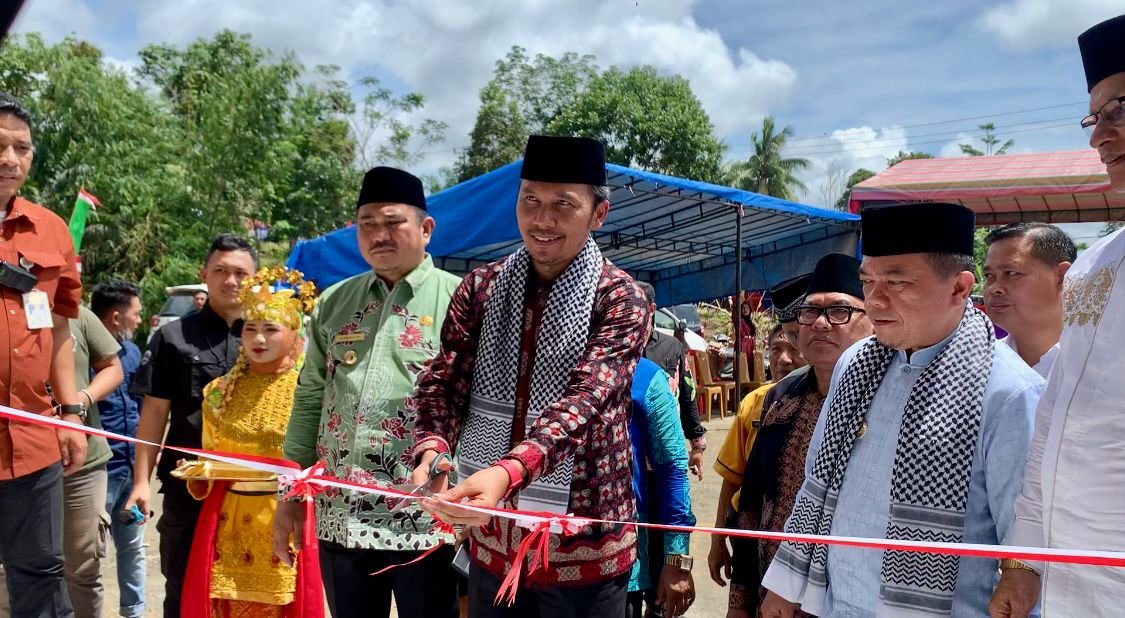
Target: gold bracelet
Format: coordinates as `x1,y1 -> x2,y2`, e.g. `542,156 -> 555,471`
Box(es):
999,558 -> 1041,576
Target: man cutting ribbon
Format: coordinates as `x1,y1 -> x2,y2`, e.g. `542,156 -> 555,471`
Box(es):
411,135 -> 649,617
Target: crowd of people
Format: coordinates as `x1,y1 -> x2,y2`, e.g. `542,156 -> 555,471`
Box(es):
0,11 -> 1122,618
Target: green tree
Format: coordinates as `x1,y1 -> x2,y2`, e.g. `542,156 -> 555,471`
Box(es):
723,116 -> 809,200
0,34 -> 188,294
349,76 -> 447,170
454,81 -> 528,181
547,66 -> 725,182
834,168 -> 876,211
491,46 -> 598,134
456,46 -> 598,180
886,151 -> 933,167
959,123 -> 1014,156
1100,221 -> 1123,237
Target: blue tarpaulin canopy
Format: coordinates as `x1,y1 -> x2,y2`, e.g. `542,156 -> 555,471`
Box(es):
287,161 -> 860,305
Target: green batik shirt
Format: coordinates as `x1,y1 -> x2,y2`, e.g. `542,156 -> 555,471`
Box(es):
284,256 -> 461,551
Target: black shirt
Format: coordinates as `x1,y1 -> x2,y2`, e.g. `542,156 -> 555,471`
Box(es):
131,303 -> 241,486
644,330 -> 705,441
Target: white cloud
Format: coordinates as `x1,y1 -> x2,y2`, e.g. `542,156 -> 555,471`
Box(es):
788,126 -> 908,207
940,133 -> 975,158
977,0 -> 1124,50
11,0 -> 96,40
125,0 -> 796,171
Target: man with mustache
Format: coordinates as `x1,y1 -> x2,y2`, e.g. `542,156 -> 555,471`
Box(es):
725,253 -> 872,618
0,90 -> 86,618
990,14 -> 1125,618
410,135 -> 649,617
760,202 -> 1043,617
276,167 -> 461,618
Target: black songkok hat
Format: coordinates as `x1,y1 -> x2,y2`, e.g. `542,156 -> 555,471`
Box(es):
357,166 -> 426,211
806,253 -> 864,300
1079,15 -> 1125,92
770,273 -> 812,323
519,135 -> 607,186
861,202 -> 975,257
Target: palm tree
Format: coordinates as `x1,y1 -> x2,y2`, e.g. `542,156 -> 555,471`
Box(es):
724,116 -> 810,200
959,123 -> 1014,156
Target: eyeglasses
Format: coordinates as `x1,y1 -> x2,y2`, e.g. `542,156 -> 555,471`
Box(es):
1081,96 -> 1125,135
795,304 -> 866,326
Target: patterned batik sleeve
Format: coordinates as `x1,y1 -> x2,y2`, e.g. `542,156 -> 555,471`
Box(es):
506,275 -> 650,482
412,270 -> 482,459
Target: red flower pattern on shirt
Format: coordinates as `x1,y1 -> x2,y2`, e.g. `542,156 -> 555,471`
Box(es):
398,325 -> 423,348
412,258 -> 649,587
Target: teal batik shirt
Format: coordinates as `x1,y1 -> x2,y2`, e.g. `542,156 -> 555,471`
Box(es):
284,256 -> 461,551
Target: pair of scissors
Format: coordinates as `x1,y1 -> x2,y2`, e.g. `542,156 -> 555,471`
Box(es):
388,452 -> 452,513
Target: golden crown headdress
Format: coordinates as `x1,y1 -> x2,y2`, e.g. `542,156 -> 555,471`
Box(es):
237,266 -> 317,330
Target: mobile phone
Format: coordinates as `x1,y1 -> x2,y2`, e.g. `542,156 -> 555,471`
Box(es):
117,505 -> 145,526
451,543 -> 471,577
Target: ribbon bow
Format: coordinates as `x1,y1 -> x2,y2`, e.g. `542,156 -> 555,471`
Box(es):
278,461 -> 328,501
495,514 -> 589,606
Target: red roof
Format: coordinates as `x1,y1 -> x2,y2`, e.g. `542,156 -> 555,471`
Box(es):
849,150 -> 1124,224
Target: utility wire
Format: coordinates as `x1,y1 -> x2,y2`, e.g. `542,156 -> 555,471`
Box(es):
779,101 -> 1087,144
775,116 -> 1075,156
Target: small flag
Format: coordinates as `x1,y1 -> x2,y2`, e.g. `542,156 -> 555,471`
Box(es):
68,189 -> 100,253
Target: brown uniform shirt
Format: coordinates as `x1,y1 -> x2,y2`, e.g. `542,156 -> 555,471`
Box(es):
0,196 -> 82,479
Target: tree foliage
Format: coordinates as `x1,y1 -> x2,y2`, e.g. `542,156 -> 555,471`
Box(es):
457,46 -> 724,182
834,168 -> 876,211
723,117 -> 809,201
959,123 -> 1014,156
548,66 -> 724,182
0,31 -> 443,323
886,150 -> 933,167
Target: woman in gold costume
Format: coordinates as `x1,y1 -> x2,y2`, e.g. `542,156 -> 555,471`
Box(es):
180,267 -> 322,618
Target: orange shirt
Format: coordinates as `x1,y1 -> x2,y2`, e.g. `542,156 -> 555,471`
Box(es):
0,196 -> 82,479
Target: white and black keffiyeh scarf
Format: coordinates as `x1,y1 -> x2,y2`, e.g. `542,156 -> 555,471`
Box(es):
457,237 -> 603,515
772,302 -> 995,617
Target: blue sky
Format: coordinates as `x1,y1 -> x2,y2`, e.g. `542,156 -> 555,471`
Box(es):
11,0 -> 1122,239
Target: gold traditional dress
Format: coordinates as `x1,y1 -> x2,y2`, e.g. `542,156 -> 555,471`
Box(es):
179,267 -> 321,618
190,370 -> 300,616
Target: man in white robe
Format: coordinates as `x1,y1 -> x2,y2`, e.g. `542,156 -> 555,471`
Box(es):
989,13 -> 1125,618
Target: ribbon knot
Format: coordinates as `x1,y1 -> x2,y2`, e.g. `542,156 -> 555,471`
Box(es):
494,514 -> 586,607
278,462 -> 328,501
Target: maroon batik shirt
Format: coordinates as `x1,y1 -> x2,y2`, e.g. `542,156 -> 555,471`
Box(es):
413,257 -> 650,587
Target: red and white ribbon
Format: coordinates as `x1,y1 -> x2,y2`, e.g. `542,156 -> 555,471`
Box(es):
7,403 -> 1125,570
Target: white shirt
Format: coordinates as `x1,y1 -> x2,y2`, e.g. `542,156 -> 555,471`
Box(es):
1000,336 -> 1059,379
1008,228 -> 1125,615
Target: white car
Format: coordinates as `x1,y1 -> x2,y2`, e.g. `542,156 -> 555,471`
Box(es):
148,283 -> 207,341
654,307 -> 708,351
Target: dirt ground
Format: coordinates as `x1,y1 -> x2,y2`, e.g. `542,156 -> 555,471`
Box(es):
100,415 -> 736,617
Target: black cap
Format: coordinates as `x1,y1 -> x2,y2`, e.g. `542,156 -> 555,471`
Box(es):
770,274 -> 812,323
806,253 -> 864,300
357,167 -> 426,211
520,135 -> 607,186
861,202 -> 975,257
1079,15 -> 1125,92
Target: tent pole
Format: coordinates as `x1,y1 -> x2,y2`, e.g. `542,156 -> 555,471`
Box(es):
732,205 -> 744,418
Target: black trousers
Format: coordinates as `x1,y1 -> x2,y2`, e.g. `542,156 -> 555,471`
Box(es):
320,541 -> 458,618
468,566 -> 628,618
0,463 -> 73,618
156,484 -> 202,618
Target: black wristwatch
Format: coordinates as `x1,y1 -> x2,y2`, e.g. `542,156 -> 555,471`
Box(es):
56,403 -> 88,423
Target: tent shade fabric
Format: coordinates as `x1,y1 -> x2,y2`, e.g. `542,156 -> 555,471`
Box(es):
288,161 -> 859,305
849,150 -> 1125,224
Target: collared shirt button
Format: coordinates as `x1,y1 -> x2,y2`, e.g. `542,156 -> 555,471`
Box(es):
902,366 -> 912,374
